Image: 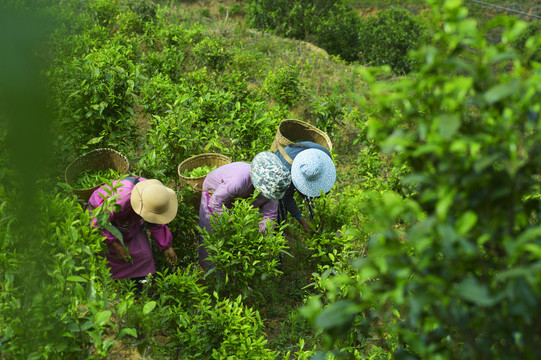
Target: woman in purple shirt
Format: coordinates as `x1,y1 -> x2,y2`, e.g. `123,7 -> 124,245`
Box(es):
198,153 -> 291,270
89,177 -> 178,280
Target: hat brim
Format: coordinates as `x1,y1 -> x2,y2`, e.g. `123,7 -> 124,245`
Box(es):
291,149 -> 336,198
131,180 -> 178,224
257,183 -> 288,201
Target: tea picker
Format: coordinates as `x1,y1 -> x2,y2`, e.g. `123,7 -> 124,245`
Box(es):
88,177 -> 179,281
197,152 -> 291,270
274,141 -> 337,233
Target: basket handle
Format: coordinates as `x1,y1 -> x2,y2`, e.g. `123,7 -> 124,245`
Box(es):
277,144 -> 294,165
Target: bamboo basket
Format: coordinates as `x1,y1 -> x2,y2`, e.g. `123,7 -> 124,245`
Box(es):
178,153 -> 232,214
65,148 -> 130,202
178,153 -> 232,192
270,119 -> 332,153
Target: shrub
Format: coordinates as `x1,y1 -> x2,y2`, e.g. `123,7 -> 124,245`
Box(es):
175,294 -> 277,359
136,266 -> 208,339
115,9 -> 145,34
358,8 -> 428,75
87,0 -> 120,26
137,113 -> 194,180
142,44 -> 188,81
153,265 -> 208,310
123,0 -> 157,24
245,0 -> 313,39
201,194 -> 288,298
156,192 -> 199,270
306,94 -> 345,137
262,65 -> 302,106
193,36 -> 232,71
246,0 -> 363,62
138,73 -> 181,114
53,43 -> 140,151
313,3 -> 362,62
222,97 -> 284,160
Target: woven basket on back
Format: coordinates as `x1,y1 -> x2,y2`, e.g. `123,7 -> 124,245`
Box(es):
270,119 -> 332,153
178,153 -> 232,215
65,148 -> 130,202
178,153 -> 232,192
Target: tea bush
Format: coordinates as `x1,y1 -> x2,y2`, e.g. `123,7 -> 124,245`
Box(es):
137,113 -> 193,179
148,267 -> 275,359
201,194 -> 288,298
53,42 -> 141,151
193,35 -> 232,71
153,265 -> 208,310
358,8 -> 428,75
156,193 -> 199,270
312,2 -> 362,62
48,9 -> 105,61
116,8 -> 146,34
246,0 -> 362,62
88,0 -> 119,26
124,0 -> 157,24
355,143 -> 412,194
262,65 -> 302,106
221,97 -> 285,160
306,94 -> 346,137
140,22 -> 201,81
245,0 -> 315,39
175,293 -> 277,359
110,266 -> 209,357
138,73 -> 181,114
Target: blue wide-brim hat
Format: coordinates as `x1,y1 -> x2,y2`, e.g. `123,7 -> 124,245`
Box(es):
250,152 -> 291,200
291,149 -> 336,197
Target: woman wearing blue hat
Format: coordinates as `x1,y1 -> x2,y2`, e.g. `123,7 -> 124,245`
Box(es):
274,141 -> 337,233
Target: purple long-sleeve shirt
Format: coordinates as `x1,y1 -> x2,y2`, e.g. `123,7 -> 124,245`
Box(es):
88,177 -> 172,250
201,162 -> 278,232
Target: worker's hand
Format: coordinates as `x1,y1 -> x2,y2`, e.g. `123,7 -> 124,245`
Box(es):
163,247 -> 177,266
298,216 -> 314,234
111,241 -> 130,263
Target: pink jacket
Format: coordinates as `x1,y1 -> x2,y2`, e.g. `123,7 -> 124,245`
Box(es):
88,177 -> 172,250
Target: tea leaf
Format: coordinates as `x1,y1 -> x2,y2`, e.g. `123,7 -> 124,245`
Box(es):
143,301 -> 157,315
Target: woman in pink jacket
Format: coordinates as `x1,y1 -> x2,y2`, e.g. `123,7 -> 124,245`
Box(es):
198,152 -> 291,270
89,177 -> 178,280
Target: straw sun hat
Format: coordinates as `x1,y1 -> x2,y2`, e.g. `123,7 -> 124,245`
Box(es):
291,149 -> 336,198
130,179 -> 178,224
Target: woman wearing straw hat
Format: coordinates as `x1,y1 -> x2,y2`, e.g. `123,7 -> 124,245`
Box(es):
274,141 -> 337,233
198,152 -> 291,270
88,177 -> 178,280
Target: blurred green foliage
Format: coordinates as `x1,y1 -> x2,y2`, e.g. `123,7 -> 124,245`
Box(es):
302,0 -> 541,358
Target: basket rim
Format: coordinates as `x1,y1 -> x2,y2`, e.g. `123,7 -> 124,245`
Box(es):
64,147 -> 130,191
177,153 -> 232,180
272,118 -> 333,152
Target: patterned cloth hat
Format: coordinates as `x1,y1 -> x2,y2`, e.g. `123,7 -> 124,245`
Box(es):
291,149 -> 336,197
250,152 -> 291,200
